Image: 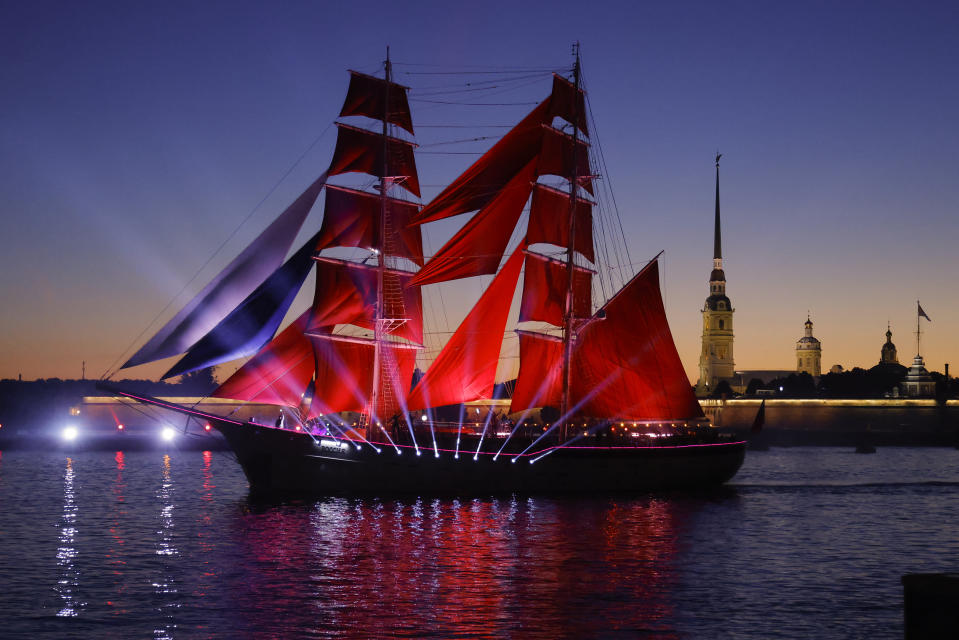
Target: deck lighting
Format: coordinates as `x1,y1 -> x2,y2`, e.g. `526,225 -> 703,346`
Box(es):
416,450 -> 422,456
161,427 -> 175,442
421,414 -> 428,422
62,426 -> 78,441
117,424 -> 124,431
204,423 -> 212,432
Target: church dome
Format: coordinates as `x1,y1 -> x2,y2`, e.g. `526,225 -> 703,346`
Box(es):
705,293 -> 731,311
710,268 -> 726,282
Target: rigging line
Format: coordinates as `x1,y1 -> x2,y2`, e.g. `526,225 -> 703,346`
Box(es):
411,99 -> 541,106
415,124 -> 513,129
396,68 -> 558,74
100,122 -> 335,381
418,135 -> 500,148
585,90 -> 631,271
410,73 -> 553,95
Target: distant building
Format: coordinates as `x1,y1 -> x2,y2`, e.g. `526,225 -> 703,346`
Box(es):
796,315 -> 822,377
880,324 -> 899,365
696,154 -> 735,396
901,305 -> 935,397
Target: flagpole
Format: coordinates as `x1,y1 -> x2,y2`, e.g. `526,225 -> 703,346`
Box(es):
916,300 -> 921,357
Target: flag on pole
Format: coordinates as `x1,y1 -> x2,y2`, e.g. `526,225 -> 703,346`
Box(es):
918,302 -> 931,322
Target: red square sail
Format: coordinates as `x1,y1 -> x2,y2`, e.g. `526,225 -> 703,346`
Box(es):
527,183 -> 595,263
339,70 -> 414,135
328,124 -> 420,198
518,252 -> 592,327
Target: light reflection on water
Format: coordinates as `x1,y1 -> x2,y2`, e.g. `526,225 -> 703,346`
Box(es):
54,457 -> 83,617
0,448 -> 956,638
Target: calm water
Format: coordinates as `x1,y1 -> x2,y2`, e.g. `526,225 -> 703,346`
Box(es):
0,447 -> 957,638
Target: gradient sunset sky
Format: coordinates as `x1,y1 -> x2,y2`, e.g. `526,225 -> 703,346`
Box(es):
2,1 -> 957,383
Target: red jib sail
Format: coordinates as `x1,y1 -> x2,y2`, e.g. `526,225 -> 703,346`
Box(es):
339,70 -> 414,135
406,245 -> 526,410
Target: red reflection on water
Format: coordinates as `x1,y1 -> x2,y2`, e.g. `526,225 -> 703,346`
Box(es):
109,449 -> 128,615
227,497 -> 682,637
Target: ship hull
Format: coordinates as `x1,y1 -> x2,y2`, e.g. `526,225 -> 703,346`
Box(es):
212,419 -> 746,495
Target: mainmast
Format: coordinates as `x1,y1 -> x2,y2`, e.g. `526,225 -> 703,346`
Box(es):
369,47 -> 392,433
560,43 -> 582,441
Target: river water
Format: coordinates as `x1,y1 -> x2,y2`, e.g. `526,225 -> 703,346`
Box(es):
0,446 -> 956,638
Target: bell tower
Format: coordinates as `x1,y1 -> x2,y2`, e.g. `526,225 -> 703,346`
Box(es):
696,154 -> 735,395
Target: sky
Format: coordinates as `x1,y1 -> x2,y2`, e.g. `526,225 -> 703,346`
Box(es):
1,0 -> 958,383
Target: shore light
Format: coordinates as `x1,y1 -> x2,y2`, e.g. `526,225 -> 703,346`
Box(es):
161,427 -> 176,442
62,426 -> 78,441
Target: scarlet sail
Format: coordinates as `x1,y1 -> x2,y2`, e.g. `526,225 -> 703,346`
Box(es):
518,252 -> 592,327
339,70 -> 414,134
406,245 -> 526,411
211,310 -> 314,406
527,183 -> 594,263
316,185 -> 424,266
409,162 -> 535,286
328,124 -> 420,197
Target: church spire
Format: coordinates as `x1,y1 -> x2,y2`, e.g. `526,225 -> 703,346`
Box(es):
714,152 -> 722,262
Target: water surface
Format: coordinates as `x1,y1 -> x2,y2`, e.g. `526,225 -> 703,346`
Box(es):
0,447 -> 956,638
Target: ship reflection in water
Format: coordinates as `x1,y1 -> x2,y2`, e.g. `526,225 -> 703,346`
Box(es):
235,493 -> 687,637
4,449 -> 956,638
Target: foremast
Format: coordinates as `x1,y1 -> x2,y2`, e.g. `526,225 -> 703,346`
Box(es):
560,44 -> 583,441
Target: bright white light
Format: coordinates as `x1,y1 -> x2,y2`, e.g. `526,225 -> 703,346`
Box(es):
161,427 -> 176,442
62,426 -> 78,441
421,414 -> 428,422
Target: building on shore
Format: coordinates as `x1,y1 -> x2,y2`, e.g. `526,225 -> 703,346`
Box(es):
796,315 -> 822,377
880,323 -> 899,365
696,154 -> 735,396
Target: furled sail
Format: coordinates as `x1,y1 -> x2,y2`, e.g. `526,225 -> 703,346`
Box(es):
409,162 -> 535,286
161,231 -> 321,379
328,124 -> 420,197
210,309 -> 314,406
406,245 -> 526,411
121,172 -> 327,370
315,185 -> 424,266
339,70 -> 415,134
527,183 -> 594,263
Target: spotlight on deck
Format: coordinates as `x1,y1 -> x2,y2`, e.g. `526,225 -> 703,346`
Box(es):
161,427 -> 176,442
204,423 -> 212,432
62,426 -> 78,441
117,424 -> 125,431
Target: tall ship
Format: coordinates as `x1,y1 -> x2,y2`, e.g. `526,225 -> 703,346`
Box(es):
101,48 -> 746,494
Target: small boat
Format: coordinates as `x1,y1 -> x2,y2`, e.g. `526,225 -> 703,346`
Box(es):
102,47 -> 745,494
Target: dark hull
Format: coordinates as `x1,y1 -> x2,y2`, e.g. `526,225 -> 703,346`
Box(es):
215,420 -> 746,495
95,385 -> 746,495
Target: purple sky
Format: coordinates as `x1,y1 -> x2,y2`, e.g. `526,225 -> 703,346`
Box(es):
2,1 -> 958,382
